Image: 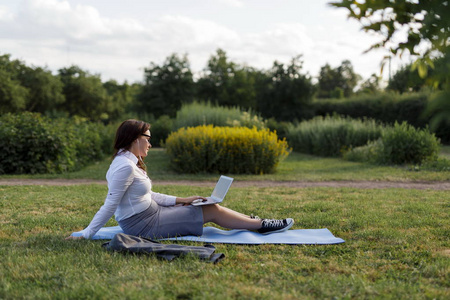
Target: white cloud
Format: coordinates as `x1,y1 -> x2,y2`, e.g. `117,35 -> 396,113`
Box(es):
0,5 -> 14,21
0,0 -> 412,83
155,15 -> 241,49
217,0 -> 244,8
0,0 -> 145,47
16,0 -> 107,40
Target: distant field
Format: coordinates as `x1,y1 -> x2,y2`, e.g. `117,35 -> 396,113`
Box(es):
1,147 -> 449,182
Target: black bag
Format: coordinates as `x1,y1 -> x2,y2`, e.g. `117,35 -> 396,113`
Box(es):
102,233 -> 225,264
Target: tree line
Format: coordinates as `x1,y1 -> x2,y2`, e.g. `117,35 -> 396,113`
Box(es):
0,48 -> 445,123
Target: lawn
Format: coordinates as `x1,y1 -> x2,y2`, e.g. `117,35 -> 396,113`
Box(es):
0,149 -> 449,299
0,184 -> 448,299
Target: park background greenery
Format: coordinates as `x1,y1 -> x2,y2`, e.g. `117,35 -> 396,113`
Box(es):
1,35 -> 449,176
1,49 -> 449,144
1,45 -> 449,175
1,0 -> 449,298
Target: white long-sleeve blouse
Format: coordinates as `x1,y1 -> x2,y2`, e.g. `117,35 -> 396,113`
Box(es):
81,150 -> 176,239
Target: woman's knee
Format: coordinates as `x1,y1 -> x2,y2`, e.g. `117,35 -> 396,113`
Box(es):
202,204 -> 221,222
203,203 -> 221,212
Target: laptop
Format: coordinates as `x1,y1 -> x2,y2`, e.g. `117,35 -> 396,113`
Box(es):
191,175 -> 234,206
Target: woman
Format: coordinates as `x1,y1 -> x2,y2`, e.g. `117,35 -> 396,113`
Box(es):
66,119 -> 294,240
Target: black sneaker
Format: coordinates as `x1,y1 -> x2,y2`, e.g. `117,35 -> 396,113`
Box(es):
257,218 -> 294,234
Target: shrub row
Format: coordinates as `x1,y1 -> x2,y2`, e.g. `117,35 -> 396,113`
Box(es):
286,115 -> 383,157
310,92 -> 450,143
312,92 -> 428,127
152,97 -> 448,152
174,101 -> 266,130
285,114 -> 441,165
147,102 -> 267,147
0,112 -> 113,174
165,125 -> 290,174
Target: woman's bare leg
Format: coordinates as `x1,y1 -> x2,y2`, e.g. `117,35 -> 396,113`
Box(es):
221,206 -> 253,219
202,204 -> 262,230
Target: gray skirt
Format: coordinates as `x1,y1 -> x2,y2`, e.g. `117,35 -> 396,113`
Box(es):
118,200 -> 204,239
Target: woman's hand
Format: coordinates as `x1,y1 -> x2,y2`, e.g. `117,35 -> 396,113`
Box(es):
176,195 -> 207,205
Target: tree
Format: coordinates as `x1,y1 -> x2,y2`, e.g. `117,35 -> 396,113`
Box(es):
317,60 -> 361,98
0,69 -> 28,113
422,51 -> 450,139
20,66 -> 65,113
58,66 -> 109,121
387,63 -> 427,94
358,73 -> 382,94
330,0 -> 449,131
197,49 -> 257,109
103,80 -> 133,121
0,54 -> 64,114
329,0 -> 449,73
137,53 -> 194,118
317,63 -> 340,98
257,55 -> 315,121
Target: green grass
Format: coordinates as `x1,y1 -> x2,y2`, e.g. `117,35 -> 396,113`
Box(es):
1,147 -> 450,182
0,185 -> 448,299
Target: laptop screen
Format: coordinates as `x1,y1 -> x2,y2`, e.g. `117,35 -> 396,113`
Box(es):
211,176 -> 233,200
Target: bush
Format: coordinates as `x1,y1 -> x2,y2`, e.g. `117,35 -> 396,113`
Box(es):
286,115 -> 383,157
342,139 -> 383,164
71,118 -> 108,164
376,122 -> 440,165
165,125 -> 290,174
99,122 -> 117,155
0,112 -> 75,174
266,118 -> 291,140
0,112 -> 110,174
150,115 -> 174,147
416,157 -> 450,171
174,101 -> 266,130
344,122 -> 441,165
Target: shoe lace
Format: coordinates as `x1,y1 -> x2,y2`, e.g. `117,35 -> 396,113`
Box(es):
263,219 -> 285,228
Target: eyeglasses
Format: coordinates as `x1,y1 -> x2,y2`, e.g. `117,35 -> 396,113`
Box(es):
141,133 -> 151,143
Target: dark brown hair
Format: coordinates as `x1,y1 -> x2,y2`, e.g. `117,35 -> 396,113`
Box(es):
113,119 -> 150,170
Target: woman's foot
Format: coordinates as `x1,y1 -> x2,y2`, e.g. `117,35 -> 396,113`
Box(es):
257,218 -> 294,234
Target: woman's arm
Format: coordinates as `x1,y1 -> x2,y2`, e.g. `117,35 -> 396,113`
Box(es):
151,192 -> 206,206
175,196 -> 207,205
73,164 -> 134,239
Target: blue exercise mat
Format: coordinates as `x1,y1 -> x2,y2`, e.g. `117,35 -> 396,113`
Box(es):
71,226 -> 345,245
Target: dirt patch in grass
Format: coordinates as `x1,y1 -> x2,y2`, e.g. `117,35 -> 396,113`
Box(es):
435,249 -> 450,257
1,178 -> 450,190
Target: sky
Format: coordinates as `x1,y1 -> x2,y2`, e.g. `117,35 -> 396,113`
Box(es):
0,0 -> 412,84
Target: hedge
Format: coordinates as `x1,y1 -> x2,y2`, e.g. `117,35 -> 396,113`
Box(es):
174,102 -> 266,130
311,92 -> 450,143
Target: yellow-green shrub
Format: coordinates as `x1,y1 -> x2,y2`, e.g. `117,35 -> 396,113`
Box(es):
165,125 -> 290,174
